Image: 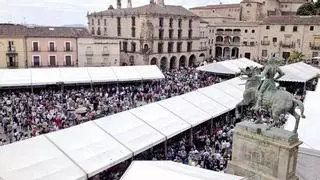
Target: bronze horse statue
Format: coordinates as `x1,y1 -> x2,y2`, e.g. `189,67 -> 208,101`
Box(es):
235,67 -> 305,133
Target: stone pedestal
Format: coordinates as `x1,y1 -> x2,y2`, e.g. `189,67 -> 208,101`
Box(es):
226,121 -> 302,180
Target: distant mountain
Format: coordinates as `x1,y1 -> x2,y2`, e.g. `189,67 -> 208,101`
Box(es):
63,24 -> 87,28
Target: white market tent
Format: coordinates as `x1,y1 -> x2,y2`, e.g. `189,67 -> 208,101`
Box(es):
121,161 -> 245,180
224,77 -> 246,91
284,91 -> 320,180
45,122 -> 133,177
157,96 -> 212,127
0,135 -> 87,180
213,81 -> 244,101
94,111 -> 166,155
197,58 -> 262,75
129,103 -> 192,139
279,62 -> 320,82
0,66 -> 164,87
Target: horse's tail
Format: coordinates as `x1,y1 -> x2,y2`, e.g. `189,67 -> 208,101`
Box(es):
293,99 -> 306,118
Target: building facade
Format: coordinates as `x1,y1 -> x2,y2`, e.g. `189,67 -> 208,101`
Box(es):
0,24 -> 27,68
87,0 -> 207,70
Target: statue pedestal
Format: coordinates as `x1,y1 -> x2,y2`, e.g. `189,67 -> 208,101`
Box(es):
226,121 -> 302,180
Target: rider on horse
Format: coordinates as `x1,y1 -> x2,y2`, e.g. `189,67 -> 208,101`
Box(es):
252,53 -> 285,111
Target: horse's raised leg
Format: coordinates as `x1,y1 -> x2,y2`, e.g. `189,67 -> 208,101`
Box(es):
290,108 -> 300,134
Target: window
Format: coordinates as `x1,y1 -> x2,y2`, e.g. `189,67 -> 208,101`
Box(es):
266,26 -> 270,30
132,27 -> 136,37
262,50 -> 268,57
168,42 -> 174,53
123,41 -> 128,52
49,56 -> 56,66
32,42 -> 39,51
293,26 -> 298,32
187,42 -> 192,52
159,17 -> 164,27
189,19 -> 192,28
280,26 -> 285,32
65,56 -> 72,66
91,19 -> 94,25
8,41 -> 14,51
245,29 -> 248,33
104,19 -> 107,26
158,42 -> 163,53
49,42 -> 55,51
104,27 -> 107,35
250,42 -> 255,46
91,27 -> 95,35
87,57 -> 92,65
33,56 -> 40,66
159,29 -> 164,40
243,41 -> 248,46
132,16 -> 136,26
169,29 -> 173,39
169,18 -> 173,28
312,52 -> 318,57
98,19 -> 100,25
178,29 -> 182,39
65,42 -> 71,51
97,27 -> 101,35
177,42 -> 182,52
117,17 -> 121,36
178,18 -> 182,28
272,37 -> 277,43
188,30 -> 192,39
252,29 -> 255,33
310,26 -> 314,31
131,42 -> 136,52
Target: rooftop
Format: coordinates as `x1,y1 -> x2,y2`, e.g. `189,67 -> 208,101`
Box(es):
261,16 -> 320,25
190,3 -> 240,10
90,3 -> 198,18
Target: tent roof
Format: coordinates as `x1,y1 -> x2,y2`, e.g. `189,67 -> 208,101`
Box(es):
279,62 -> 320,82
112,66 -> 142,82
45,121 -> 132,177
94,111 -> 165,155
0,69 -> 32,87
121,161 -> 245,180
224,77 -> 246,91
213,81 -> 244,101
158,96 -> 212,127
0,135 -> 86,180
59,68 -> 92,84
129,103 -> 191,139
87,67 -> 118,83
197,58 -> 262,75
181,91 -> 230,117
31,68 -> 63,86
134,65 -> 165,80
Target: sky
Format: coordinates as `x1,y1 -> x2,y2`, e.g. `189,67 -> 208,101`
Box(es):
0,0 -> 239,26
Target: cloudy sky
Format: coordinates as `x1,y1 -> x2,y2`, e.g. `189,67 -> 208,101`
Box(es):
0,0 -> 239,26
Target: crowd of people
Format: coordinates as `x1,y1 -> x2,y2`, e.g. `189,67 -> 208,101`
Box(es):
0,67 -> 221,146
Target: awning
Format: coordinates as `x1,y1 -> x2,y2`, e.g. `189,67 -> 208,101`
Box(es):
134,65 -> 165,80
279,62 -> 320,82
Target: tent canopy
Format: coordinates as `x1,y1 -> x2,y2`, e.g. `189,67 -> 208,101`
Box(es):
45,122 -> 132,177
0,69 -> 32,87
112,66 -> 142,82
87,67 -> 118,83
279,62 -> 320,82
121,161 -> 245,180
134,65 -> 165,80
94,111 -> 166,155
31,68 -> 63,86
0,135 -> 87,180
197,58 -> 262,75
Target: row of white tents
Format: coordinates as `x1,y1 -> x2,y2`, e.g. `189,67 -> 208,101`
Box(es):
0,77 -> 246,180
0,65 -> 164,87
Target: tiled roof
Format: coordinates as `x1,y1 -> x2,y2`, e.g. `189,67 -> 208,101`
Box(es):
190,3 -> 240,10
0,24 -> 91,38
91,3 -> 198,17
261,16 -> 320,25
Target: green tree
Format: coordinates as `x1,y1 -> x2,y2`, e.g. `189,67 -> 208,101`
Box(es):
296,2 -> 317,15
287,51 -> 305,64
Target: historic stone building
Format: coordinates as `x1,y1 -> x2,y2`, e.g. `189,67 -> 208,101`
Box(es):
87,0 -> 207,70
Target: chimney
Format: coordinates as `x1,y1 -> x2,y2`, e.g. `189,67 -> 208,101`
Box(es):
157,0 -> 164,7
117,0 -> 121,9
127,0 -> 132,8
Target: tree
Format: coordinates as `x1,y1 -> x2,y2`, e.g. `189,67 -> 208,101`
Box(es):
296,2 -> 317,15
287,51 -> 305,64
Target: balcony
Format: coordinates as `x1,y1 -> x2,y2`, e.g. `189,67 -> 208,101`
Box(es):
48,47 -> 57,52
32,47 -> 41,52
215,41 -> 240,46
215,31 -> 224,35
261,40 -> 270,46
6,46 -> 17,55
64,47 -> 73,52
7,61 -> 18,68
64,62 -> 75,67
242,42 -> 256,47
86,51 -> 93,56
309,42 -> 320,50
102,51 -> 109,56
280,41 -> 295,48
200,46 -> 208,50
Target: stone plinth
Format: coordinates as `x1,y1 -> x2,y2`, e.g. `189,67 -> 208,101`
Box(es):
226,121 -> 302,180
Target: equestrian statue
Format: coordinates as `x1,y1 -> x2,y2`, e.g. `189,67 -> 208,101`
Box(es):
235,54 -> 305,133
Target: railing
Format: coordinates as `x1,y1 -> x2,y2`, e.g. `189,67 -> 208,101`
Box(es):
64,62 -> 75,67
32,47 -> 41,52
242,42 -> 256,46
280,41 -> 295,48
200,47 -> 208,50
64,47 -> 73,52
215,31 -> 241,36
215,31 -> 224,35
85,51 -> 94,56
48,47 -> 57,52
7,61 -> 18,68
309,42 -> 320,50
261,40 -> 270,46
7,46 -> 16,53
215,41 -> 241,46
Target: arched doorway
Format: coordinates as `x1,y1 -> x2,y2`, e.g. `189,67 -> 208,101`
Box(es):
160,57 -> 168,71
150,57 -> 157,65
179,56 -> 186,68
231,47 -> 239,58
199,53 -> 205,62
188,54 -> 196,67
215,47 -> 222,58
223,47 -> 231,59
170,56 -> 177,70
